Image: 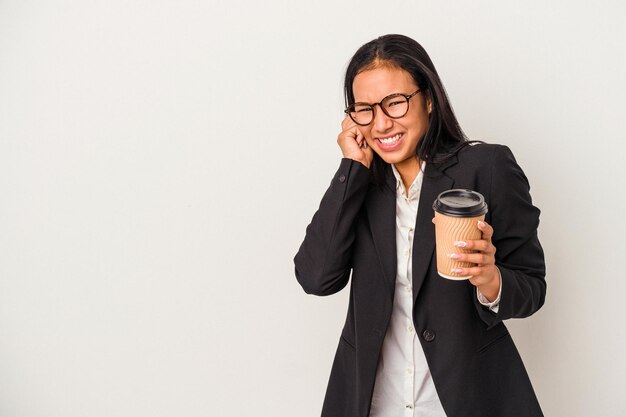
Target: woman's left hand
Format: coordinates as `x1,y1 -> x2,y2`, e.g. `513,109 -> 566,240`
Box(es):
434,218 -> 501,301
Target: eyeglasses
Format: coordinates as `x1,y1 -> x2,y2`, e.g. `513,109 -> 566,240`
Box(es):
344,89 -> 421,126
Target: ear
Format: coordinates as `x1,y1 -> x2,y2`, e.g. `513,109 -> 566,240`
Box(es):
427,98 -> 433,114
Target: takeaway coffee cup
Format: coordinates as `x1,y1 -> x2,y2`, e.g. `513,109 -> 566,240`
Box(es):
432,189 -> 488,280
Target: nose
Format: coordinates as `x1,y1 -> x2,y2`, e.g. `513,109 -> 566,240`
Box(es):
372,104 -> 393,132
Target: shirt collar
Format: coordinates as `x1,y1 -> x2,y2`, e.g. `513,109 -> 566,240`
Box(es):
391,160 -> 426,197
390,163 -> 402,191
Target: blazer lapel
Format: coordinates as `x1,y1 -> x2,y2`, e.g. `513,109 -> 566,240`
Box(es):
411,157 -> 456,303
366,172 -> 397,298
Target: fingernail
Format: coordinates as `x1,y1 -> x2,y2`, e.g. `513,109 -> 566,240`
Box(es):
451,268 -> 463,273
448,253 -> 462,260
477,221 -> 485,228
454,241 -> 467,248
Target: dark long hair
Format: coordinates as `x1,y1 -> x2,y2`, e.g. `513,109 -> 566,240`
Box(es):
344,34 -> 481,187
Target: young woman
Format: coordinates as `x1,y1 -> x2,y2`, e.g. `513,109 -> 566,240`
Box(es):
293,34 -> 546,417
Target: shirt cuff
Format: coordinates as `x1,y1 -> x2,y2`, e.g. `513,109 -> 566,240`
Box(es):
477,266 -> 502,313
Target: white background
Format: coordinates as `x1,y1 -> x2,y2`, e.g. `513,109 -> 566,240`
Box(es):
1,1 -> 625,416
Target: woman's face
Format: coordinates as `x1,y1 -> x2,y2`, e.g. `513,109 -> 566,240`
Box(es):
352,66 -> 431,166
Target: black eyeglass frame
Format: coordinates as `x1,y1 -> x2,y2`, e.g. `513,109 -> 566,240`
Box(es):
344,89 -> 421,126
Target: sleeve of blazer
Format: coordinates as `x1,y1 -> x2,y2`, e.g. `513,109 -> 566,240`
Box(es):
293,158 -> 372,296
474,145 -> 547,330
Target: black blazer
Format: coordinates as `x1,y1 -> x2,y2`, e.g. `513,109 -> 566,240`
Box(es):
294,143 -> 547,417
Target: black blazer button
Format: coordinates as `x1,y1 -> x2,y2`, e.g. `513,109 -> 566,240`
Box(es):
423,329 -> 436,342
338,174 -> 346,182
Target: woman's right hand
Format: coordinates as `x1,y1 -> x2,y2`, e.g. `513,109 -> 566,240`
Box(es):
338,115 -> 374,169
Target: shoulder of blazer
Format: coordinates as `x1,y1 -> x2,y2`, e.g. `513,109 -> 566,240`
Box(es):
457,141 -> 503,160
425,141 -> 498,176
444,142 -> 510,174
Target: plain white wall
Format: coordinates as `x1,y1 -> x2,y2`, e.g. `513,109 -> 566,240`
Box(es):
1,1 -> 625,416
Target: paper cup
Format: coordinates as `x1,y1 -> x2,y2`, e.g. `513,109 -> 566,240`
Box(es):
432,189 -> 488,280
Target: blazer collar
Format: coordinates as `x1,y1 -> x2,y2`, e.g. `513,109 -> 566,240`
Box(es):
384,153 -> 458,191
368,153 -> 458,301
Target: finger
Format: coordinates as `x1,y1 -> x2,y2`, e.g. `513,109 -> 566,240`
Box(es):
468,274 -> 491,287
477,220 -> 494,241
447,252 -> 492,265
341,116 -> 351,132
357,131 -> 370,149
342,115 -> 358,131
468,265 -> 499,287
453,239 -> 492,252
340,126 -> 358,143
356,129 -> 364,146
451,265 -> 485,278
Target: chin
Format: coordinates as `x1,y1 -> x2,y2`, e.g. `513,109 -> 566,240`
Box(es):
377,153 -> 407,165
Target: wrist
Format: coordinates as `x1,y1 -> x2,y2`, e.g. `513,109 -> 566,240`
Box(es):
478,269 -> 501,302
353,158 -> 370,169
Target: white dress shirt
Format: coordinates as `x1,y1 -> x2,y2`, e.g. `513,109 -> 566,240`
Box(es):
368,161 -> 502,417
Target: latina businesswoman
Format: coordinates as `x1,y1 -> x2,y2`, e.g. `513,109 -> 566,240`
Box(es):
293,34 -> 546,417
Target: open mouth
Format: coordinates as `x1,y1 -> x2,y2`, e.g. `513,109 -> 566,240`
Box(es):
376,133 -> 404,151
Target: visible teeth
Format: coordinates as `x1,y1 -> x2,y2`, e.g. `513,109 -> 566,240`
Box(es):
379,134 -> 401,144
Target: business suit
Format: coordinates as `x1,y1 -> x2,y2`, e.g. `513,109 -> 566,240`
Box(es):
293,142 -> 546,417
